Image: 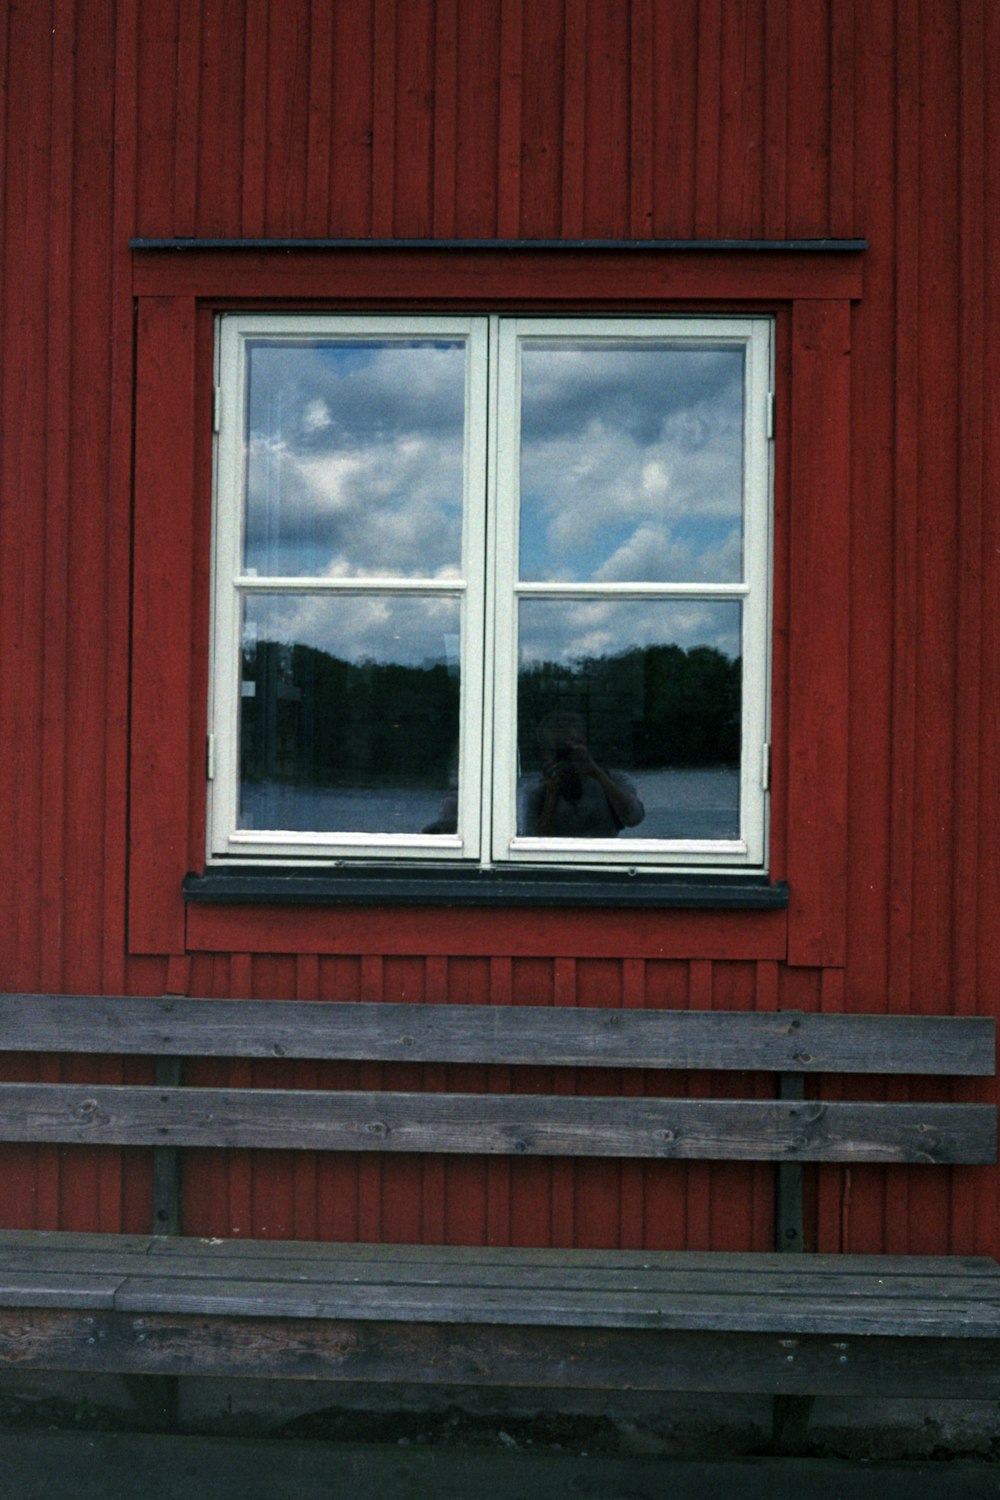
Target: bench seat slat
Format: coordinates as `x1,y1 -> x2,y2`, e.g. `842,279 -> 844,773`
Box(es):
144,1244 -> 1000,1276
104,1274 -> 1000,1339
0,1084 -> 992,1163
0,1272 -> 127,1309
3,1246 -> 998,1309
6,1233 -> 998,1280
0,1230 -> 158,1255
0,996 -> 993,1076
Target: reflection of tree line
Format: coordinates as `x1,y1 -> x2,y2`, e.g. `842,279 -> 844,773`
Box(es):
519,644 -> 740,772
241,639 -> 740,787
242,640 -> 460,787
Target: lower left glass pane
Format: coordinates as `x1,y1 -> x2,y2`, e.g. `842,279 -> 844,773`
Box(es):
238,593 -> 462,836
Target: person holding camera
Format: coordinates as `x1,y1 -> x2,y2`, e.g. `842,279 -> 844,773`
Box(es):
520,711 -> 645,838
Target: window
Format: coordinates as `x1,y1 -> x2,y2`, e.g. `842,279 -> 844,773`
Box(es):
209,313 -> 773,873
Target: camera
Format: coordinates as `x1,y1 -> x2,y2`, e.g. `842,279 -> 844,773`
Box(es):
553,746 -> 583,801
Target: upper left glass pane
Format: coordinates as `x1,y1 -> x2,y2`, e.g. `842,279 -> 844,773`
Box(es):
243,339 -> 468,578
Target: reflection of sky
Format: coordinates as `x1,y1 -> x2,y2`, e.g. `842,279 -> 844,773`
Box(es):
237,333 -> 747,667
242,592 -> 462,670
518,599 -> 742,667
519,343 -> 745,584
244,340 -> 467,578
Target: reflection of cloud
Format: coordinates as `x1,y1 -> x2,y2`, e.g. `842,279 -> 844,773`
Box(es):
641,460 -> 669,496
241,334 -> 750,587
240,592 -> 738,694
518,598 -> 741,667
245,340 -> 467,577
245,429 -> 464,578
595,524 -> 742,584
244,592 -> 462,670
519,343 -> 745,583
249,340 -> 466,446
302,398 -> 332,432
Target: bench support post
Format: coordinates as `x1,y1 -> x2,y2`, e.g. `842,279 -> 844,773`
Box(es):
151,1058 -> 183,1235
771,1069 -> 815,1453
131,1056 -> 183,1429
123,1374 -> 180,1432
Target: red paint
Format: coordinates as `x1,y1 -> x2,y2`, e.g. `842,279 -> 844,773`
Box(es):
0,1 -> 997,1262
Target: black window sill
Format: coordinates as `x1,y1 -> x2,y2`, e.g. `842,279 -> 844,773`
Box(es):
183,866 -> 789,911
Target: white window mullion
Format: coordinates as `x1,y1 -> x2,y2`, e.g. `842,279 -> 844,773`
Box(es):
455,316 -> 490,863
736,318 -> 774,868
487,317 -> 523,863
477,315 -> 502,866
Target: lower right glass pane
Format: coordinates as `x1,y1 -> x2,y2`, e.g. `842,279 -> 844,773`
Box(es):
516,599 -> 742,841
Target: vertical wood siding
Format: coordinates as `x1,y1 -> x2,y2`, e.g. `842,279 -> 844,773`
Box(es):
0,0 -> 997,1256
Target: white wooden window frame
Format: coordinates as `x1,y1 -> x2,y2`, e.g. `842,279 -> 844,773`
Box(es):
209,312 -> 773,872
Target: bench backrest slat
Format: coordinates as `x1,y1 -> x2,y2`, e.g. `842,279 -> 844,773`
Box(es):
0,1084 -> 993,1164
0,996 -> 993,1076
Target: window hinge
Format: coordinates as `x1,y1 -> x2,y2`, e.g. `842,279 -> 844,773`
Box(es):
206,733 -> 216,781
213,386 -> 222,433
762,742 -> 771,791
766,391 -> 775,440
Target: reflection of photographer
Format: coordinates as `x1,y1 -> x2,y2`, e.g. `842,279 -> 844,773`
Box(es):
521,712 -> 644,837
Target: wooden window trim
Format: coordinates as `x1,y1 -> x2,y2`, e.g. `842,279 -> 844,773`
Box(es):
128,247 -> 857,963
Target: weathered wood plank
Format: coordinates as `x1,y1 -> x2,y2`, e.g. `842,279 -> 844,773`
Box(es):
141,1241 -> 1000,1277
0,1230 -> 157,1255
4,1245 -> 997,1309
107,1275 -> 1000,1338
2,1308 -> 999,1398
0,1249 -> 161,1279
6,1231 -> 996,1280
0,996 -> 992,1075
0,1085 -> 992,1163
0,1272 -> 125,1308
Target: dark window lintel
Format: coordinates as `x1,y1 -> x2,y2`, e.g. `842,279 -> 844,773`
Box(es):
131,237 -> 868,255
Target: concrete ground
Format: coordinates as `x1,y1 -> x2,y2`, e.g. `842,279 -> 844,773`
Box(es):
3,1373 -> 1000,1497
5,1370 -> 1000,1461
2,1432 -> 1000,1500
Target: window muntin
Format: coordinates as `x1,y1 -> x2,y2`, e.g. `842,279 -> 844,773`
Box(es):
210,313 -> 772,871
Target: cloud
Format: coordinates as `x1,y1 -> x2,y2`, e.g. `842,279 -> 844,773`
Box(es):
518,342 -> 746,583
244,427 -> 465,579
517,598 -> 742,667
235,328 -> 750,670
594,524 -> 743,584
243,339 -> 468,578
243,591 -> 461,670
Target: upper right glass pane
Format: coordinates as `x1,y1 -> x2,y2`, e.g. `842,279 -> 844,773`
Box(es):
518,341 -> 745,584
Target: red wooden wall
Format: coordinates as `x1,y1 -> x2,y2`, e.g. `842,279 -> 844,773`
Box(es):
0,0 -> 996,1258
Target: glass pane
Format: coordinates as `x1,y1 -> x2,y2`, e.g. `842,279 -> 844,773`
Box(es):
516,600 -> 741,840
239,593 -> 462,836
244,339 -> 467,578
518,341 -> 745,583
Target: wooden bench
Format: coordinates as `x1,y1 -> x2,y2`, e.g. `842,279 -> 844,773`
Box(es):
0,993 -> 997,1452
